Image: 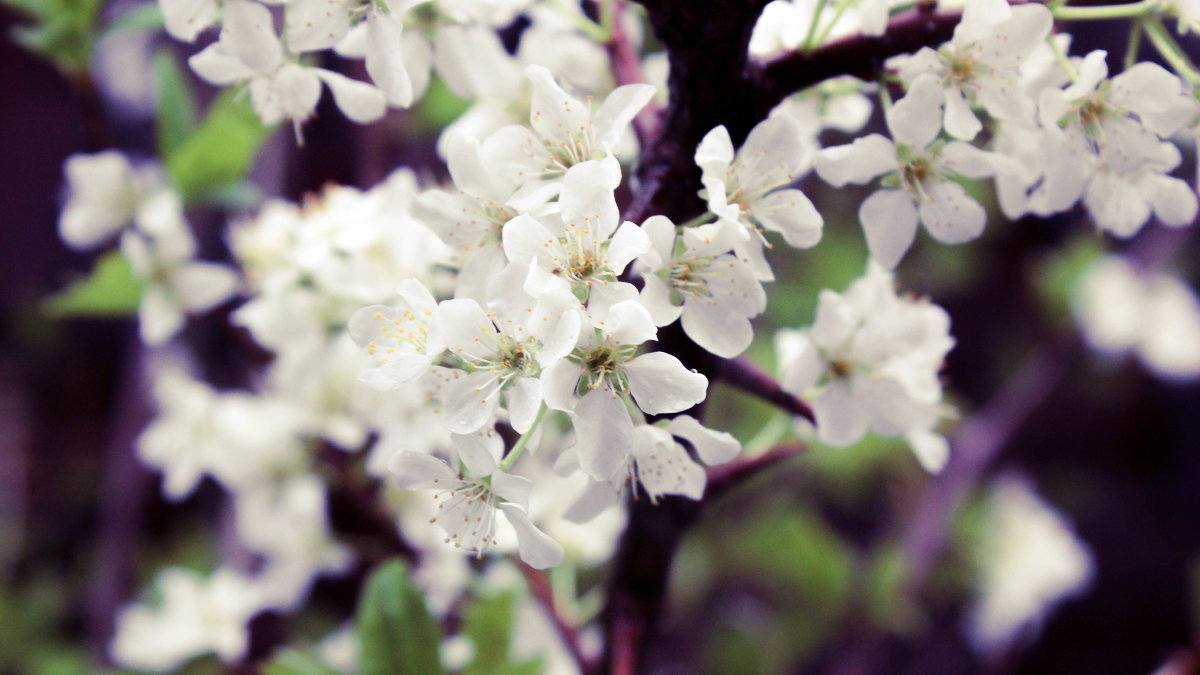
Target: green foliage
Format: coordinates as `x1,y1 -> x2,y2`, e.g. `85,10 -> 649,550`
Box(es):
154,50 -> 199,158
102,2 -> 164,37
1035,235 -> 1107,323
165,89 -> 274,204
462,590 -> 544,675
356,559 -> 443,675
263,648 -> 343,675
412,75 -> 471,135
3,0 -> 103,75
0,575 -> 106,675
41,251 -> 145,318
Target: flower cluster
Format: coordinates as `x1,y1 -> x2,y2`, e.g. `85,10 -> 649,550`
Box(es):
40,0 -> 1200,669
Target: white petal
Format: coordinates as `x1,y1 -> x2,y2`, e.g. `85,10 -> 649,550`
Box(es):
441,371 -> 501,434
886,75 -> 944,149
906,429 -> 950,473
498,503 -> 564,569
918,181 -> 987,244
285,0 -> 352,52
161,0 -> 220,42
572,387 -> 634,478
812,384 -> 868,447
315,70 -> 386,123
681,301 -> 753,359
139,285 -> 184,346
814,134 -> 896,187
188,44 -> 255,85
943,88 -> 982,140
607,221 -> 651,273
749,188 -> 823,248
454,431 -> 500,477
625,352 -> 708,414
366,13 -> 413,107
221,0 -> 283,73
540,359 -> 581,412
592,82 -> 656,147
507,378 -> 542,434
560,160 -> 620,239
172,262 -> 239,312
860,189 -> 919,269
604,299 -> 657,346
665,415 -> 741,465
388,451 -> 457,489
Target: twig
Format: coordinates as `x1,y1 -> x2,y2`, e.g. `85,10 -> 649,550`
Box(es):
518,563 -> 594,675
715,356 -> 816,423
604,0 -> 660,148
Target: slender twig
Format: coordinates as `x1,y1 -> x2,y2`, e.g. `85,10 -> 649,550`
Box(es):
715,356 -> 816,423
604,0 -> 660,147
519,563 -> 594,675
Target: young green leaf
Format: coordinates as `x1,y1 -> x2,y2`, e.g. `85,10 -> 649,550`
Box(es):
356,559 -> 443,675
41,251 -> 145,318
165,89 -> 274,204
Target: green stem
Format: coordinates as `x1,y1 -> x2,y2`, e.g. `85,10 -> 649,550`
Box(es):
600,0 -> 616,42
1141,16 -> 1200,86
676,212 -> 716,229
812,0 -> 854,50
1124,22 -> 1144,70
1052,0 -> 1159,20
498,403 -> 548,471
801,0 -> 830,51
878,74 -> 895,111
1047,34 -> 1079,83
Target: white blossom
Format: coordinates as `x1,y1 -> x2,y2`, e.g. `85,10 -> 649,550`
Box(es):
777,262 -> 954,472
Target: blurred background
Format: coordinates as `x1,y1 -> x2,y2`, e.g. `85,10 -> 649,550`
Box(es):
2,3 -> 1200,674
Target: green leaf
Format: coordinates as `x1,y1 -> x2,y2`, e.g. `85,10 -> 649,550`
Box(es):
153,50 -> 198,157
262,649 -> 342,675
102,2 -> 164,37
356,559 -> 443,675
165,89 -> 274,204
462,590 -> 546,675
41,251 -> 145,319
412,75 -> 469,135
3,0 -> 104,74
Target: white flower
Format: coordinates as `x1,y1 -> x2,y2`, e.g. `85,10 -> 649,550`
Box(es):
1072,256 -> 1200,381
1024,52 -> 1200,235
188,0 -> 386,133
502,159 -> 649,316
695,115 -> 823,279
540,299 -> 709,479
349,279 -> 444,390
636,216 -> 766,358
119,192 -> 240,346
777,262 -> 954,472
564,415 -> 740,523
285,0 -> 415,107
815,75 -> 1017,268
433,264 -> 581,434
389,430 -> 564,568
481,64 -> 655,198
58,151 -> 163,250
159,0 -> 221,42
888,0 -> 1053,139
967,475 -> 1093,652
110,567 -> 261,671
235,476 -> 354,610
137,365 -> 307,498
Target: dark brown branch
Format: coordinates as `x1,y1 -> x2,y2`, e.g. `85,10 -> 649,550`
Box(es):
715,356 -> 815,423
751,6 -> 962,120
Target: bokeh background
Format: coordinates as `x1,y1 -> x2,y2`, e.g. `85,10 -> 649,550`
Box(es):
2,4 -> 1200,674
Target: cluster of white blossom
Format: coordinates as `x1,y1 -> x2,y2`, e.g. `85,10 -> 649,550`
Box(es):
58,152 -> 239,345
46,0 -> 1200,669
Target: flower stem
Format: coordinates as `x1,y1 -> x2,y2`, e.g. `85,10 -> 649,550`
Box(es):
1140,16 -> 1200,86
801,0 -> 830,51
1052,0 -> 1159,20
676,212 -> 716,229
812,0 -> 853,50
1047,34 -> 1079,83
499,403 -> 548,471
1124,22 -> 1144,70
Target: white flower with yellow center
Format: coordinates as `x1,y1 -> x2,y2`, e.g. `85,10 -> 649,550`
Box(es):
348,279 -> 442,389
